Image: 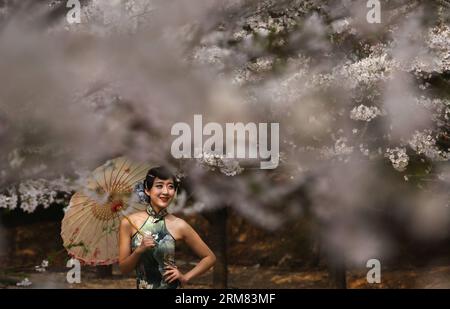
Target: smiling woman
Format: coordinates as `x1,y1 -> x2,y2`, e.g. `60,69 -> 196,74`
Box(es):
118,166 -> 216,289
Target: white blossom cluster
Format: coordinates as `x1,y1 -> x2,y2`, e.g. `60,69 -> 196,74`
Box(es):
57,0 -> 154,36
0,192 -> 18,211
408,130 -> 449,161
307,73 -> 335,89
192,45 -> 232,71
0,177 -> 75,213
331,18 -> 355,35
16,278 -> 32,287
414,96 -> 450,125
255,52 -> 396,108
320,137 -> 354,161
232,68 -> 258,86
138,279 -> 153,289
350,104 -> 384,122
35,259 -> 49,273
247,56 -> 275,73
197,152 -> 243,176
219,159 -> 245,177
245,13 -> 298,38
415,96 -> 449,113
422,25 -> 450,73
397,24 -> 450,74
339,54 -> 396,89
334,137 -> 354,156
231,56 -> 276,86
226,4 -> 314,87
385,147 -> 409,172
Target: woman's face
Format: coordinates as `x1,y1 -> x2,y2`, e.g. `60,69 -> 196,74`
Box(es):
144,177 -> 176,210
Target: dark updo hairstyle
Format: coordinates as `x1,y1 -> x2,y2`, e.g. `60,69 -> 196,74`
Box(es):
144,166 -> 179,191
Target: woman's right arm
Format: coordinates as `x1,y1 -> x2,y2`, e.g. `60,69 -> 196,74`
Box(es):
118,217 -> 155,274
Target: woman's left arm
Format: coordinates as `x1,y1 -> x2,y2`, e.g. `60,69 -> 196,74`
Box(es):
164,219 -> 216,286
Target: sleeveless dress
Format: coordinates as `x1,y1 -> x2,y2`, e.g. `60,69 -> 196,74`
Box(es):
130,207 -> 180,289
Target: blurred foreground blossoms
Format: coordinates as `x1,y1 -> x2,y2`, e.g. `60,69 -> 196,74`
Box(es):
0,0 -> 449,276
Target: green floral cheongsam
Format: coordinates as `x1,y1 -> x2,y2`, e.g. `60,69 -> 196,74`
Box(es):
130,207 -> 179,289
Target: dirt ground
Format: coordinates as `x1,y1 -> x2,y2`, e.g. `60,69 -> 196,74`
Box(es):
2,262 -> 450,289
2,217 -> 450,289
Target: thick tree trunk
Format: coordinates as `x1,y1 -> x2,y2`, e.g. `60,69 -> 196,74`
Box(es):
203,207 -> 228,288
0,213 -> 13,260
0,226 -> 13,259
328,250 -> 347,289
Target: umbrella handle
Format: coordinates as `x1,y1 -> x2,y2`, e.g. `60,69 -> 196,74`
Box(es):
123,215 -> 145,237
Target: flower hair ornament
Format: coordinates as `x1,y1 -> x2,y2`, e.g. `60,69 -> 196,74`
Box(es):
134,181 -> 150,204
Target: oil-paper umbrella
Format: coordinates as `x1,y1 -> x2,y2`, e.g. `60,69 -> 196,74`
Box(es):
61,157 -> 152,265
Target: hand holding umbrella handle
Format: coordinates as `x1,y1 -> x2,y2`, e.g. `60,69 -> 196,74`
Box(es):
136,233 -> 157,253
